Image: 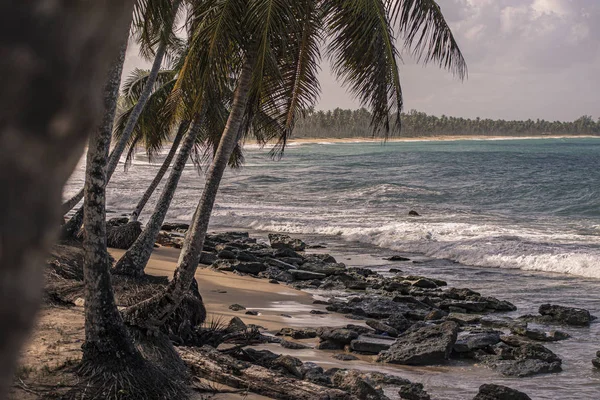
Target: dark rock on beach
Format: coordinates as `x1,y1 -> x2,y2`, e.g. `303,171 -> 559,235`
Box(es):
473,384 -> 532,400
538,303 -> 594,326
276,327 -> 317,339
378,322 -> 459,365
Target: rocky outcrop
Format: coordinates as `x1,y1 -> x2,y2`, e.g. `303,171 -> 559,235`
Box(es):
378,322 -> 458,365
475,339 -> 562,377
268,233 -> 306,251
316,327 -> 359,350
538,304 -> 593,326
473,384 -> 531,400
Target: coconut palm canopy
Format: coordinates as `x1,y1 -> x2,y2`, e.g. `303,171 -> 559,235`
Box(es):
175,0 -> 466,153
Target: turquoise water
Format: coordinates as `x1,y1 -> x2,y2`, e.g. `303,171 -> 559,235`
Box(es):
65,137 -> 600,277
209,138 -> 600,278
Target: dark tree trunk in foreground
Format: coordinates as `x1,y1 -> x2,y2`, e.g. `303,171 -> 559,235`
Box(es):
81,48 -> 140,364
124,61 -> 254,328
114,121 -> 199,276
62,0 -> 182,218
0,1 -> 134,397
130,122 -> 187,222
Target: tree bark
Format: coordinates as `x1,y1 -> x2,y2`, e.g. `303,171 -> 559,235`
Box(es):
81,47 -> 139,363
114,120 -> 199,276
123,60 -> 254,328
59,42 -> 128,240
0,1 -> 134,397
130,121 -> 187,222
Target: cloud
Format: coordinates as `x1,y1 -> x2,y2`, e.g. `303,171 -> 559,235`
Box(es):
317,0 -> 600,121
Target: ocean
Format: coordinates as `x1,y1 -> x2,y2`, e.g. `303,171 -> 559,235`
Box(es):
63,137 -> 600,399
66,137 -> 600,278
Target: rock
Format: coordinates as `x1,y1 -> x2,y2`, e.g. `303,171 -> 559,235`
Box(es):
511,326 -> 571,342
301,363 -> 331,385
233,261 -> 267,274
273,247 -> 303,259
365,319 -> 399,337
473,384 -> 531,400
405,276 -> 447,287
300,262 -> 346,276
268,279 -> 280,284
389,268 -> 403,273
386,314 -> 413,332
272,355 -> 303,378
161,222 -> 190,231
447,313 -> 482,325
424,309 -> 447,321
345,280 -> 368,290
245,310 -> 259,316
199,251 -> 217,265
333,353 -> 359,361
229,303 -> 246,311
317,327 -> 360,344
346,324 -> 376,335
236,251 -> 258,262
479,342 -> 562,377
378,322 -> 459,365
538,303 -> 593,326
218,249 -> 237,259
398,383 -> 431,400
317,340 -> 345,350
440,300 -> 487,313
351,335 -> 395,354
408,210 -> 420,216
280,339 -> 310,350
331,370 -> 389,400
310,310 -> 329,315
407,278 -> 438,289
593,356 -> 600,369
481,316 -> 525,331
386,256 -> 411,262
306,253 -> 338,264
289,269 -> 326,281
276,327 -> 317,339
453,332 -> 501,353
226,317 -> 247,333
268,233 -> 306,251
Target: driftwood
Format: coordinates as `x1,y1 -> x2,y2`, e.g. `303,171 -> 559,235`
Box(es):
178,346 -> 354,400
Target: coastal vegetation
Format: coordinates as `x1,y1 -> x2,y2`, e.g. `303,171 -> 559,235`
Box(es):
293,108 -> 600,138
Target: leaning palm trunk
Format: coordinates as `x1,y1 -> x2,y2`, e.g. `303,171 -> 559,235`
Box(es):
59,44 -> 128,240
130,121 -> 187,222
81,46 -> 140,365
123,61 -> 254,327
114,120 -> 199,276
61,0 -> 182,218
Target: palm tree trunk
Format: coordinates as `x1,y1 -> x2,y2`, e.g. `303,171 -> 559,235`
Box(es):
129,121 -> 187,222
123,60 -> 254,328
114,120 -> 199,276
59,43 -> 128,240
81,48 -> 139,364
61,0 -> 182,218
0,1 -> 134,396
62,188 -> 84,215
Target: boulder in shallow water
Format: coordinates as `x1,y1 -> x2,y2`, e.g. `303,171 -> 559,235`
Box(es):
378,321 -> 458,365
268,233 -> 306,251
538,303 -> 593,326
473,384 -> 531,400
398,383 -> 431,400
331,369 -> 389,400
350,335 -> 396,354
408,210 -> 420,216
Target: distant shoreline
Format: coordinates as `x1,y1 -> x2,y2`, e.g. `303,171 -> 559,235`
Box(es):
273,135 -> 600,145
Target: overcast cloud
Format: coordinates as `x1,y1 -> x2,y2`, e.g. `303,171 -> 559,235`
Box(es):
124,0 -> 600,121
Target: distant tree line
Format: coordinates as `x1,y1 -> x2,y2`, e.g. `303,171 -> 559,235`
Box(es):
293,108 -> 600,138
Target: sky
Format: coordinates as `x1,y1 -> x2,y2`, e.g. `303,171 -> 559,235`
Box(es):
123,0 -> 600,122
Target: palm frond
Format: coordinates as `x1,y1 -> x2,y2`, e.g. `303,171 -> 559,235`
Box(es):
325,0 -> 404,136
387,0 -> 467,78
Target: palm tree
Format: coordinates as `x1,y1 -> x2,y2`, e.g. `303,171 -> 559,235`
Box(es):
79,47 -> 184,399
122,0 -> 466,330
0,1 -> 134,397
61,0 -> 183,224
